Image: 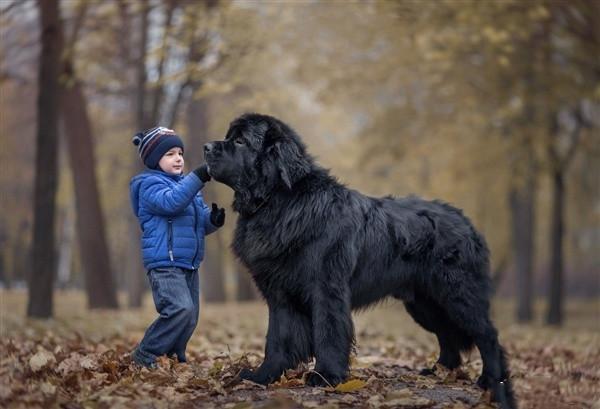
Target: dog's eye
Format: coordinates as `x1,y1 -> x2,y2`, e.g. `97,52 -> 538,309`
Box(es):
234,138 -> 245,146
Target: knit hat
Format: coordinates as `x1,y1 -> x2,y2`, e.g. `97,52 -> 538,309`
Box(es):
132,126 -> 184,169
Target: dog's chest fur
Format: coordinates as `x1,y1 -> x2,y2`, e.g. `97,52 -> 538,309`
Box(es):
233,214 -> 295,272
231,202 -> 323,298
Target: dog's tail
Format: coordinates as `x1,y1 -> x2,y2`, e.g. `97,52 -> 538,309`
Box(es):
494,345 -> 517,409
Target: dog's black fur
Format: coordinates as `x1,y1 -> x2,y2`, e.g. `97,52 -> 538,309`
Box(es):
204,113 -> 516,409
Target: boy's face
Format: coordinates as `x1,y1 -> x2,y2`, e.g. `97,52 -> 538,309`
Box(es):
158,147 -> 184,175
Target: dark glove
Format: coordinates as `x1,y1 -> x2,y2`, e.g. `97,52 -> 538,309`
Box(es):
210,203 -> 225,227
193,164 -> 211,182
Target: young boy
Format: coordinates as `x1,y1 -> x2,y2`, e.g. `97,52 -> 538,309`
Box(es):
129,126 -> 225,368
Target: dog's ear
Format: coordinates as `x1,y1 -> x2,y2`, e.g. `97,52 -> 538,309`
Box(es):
265,124 -> 311,189
273,142 -> 311,189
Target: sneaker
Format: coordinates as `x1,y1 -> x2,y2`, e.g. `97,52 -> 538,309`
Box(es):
132,348 -> 157,369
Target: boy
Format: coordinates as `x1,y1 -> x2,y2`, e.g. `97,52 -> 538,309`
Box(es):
129,126 -> 225,368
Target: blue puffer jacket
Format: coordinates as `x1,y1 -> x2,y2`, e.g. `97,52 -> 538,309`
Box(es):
130,170 -> 218,270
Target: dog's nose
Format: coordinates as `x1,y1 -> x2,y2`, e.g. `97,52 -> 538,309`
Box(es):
204,143 -> 213,153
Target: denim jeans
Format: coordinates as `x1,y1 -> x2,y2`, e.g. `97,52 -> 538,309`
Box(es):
133,266 -> 200,366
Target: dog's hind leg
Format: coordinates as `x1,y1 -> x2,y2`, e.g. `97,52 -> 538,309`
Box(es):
471,320 -> 515,409
439,295 -> 516,409
402,295 -> 470,374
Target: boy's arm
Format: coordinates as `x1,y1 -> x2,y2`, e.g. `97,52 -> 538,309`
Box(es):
141,173 -> 204,216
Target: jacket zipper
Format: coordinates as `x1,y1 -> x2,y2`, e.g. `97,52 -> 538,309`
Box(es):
191,199 -> 199,266
167,219 -> 174,262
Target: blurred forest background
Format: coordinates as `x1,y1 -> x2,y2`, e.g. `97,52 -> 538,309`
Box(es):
0,0 -> 599,327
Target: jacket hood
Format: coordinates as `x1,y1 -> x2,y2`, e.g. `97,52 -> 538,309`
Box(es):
130,170 -> 184,217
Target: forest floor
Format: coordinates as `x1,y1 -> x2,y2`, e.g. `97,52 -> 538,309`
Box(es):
0,290 -> 598,408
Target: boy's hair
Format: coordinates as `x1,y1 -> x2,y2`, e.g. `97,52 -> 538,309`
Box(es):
132,126 -> 184,169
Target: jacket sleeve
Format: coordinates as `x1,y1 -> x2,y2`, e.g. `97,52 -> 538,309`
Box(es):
200,195 -> 219,235
140,173 -> 204,216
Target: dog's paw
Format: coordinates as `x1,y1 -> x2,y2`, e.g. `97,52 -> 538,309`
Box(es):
418,366 -> 436,376
476,374 -> 492,390
306,371 -> 345,387
239,368 -> 276,385
239,368 -> 254,380
239,368 -> 264,384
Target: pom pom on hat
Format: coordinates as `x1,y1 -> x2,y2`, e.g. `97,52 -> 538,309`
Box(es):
132,132 -> 143,146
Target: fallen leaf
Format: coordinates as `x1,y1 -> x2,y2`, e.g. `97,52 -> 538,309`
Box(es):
208,360 -> 224,377
335,379 -> 367,392
57,352 -> 83,375
29,348 -> 56,372
80,355 -> 97,370
40,381 -> 56,395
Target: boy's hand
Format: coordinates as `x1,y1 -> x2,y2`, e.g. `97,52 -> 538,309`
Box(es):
194,164 -> 211,182
210,203 -> 225,227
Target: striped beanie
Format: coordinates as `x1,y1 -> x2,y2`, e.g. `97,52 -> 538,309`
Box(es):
132,126 -> 184,169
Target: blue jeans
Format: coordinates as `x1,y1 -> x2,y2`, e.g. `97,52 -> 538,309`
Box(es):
133,267 -> 200,366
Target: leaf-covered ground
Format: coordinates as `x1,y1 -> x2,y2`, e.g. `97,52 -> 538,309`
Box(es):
1,290 -> 598,408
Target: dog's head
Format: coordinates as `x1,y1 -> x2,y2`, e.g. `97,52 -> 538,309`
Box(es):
204,113 -> 313,212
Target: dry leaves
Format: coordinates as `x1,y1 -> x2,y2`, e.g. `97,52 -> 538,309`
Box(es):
1,292 -> 599,408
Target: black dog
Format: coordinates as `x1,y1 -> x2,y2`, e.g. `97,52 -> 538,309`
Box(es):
204,113 -> 516,408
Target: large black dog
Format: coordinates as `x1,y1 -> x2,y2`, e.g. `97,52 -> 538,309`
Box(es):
204,113 -> 516,408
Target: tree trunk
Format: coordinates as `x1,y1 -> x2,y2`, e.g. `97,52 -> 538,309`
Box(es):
136,0 -> 150,130
28,0 -> 63,318
544,104 -> 588,325
546,171 -> 565,325
61,62 -> 119,309
186,96 -> 227,302
509,173 -> 535,323
149,0 -> 178,125
508,134 -> 537,323
127,0 -> 151,308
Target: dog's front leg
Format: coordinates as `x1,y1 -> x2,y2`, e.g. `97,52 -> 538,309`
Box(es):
240,300 -> 312,385
306,284 -> 353,387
